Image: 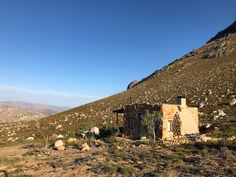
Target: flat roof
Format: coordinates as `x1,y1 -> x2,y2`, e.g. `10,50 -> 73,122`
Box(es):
112,108 -> 124,113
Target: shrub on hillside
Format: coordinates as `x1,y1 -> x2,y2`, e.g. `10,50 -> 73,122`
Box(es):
100,122 -> 120,138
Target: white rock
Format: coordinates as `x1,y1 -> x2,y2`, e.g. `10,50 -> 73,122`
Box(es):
199,112 -> 205,116
54,140 -> 64,148
229,98 -> 236,106
199,102 -> 204,108
56,134 -> 64,139
26,136 -> 34,141
227,136 -> 235,141
218,110 -> 226,117
199,134 -> 211,142
90,127 -> 99,135
206,123 -> 211,128
55,124 -> 62,129
200,134 -> 219,142
7,137 -> 13,141
81,133 -> 86,138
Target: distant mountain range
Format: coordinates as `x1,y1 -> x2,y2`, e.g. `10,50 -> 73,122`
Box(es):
0,101 -> 68,123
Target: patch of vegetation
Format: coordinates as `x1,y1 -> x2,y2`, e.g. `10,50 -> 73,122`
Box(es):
117,164 -> 136,176
104,163 -> 119,173
172,159 -> 184,167
15,166 -> 24,173
100,122 -> 120,138
105,135 -> 117,144
0,157 -> 21,165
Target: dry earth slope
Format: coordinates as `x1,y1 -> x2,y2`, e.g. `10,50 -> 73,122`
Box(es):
1,21 -> 236,141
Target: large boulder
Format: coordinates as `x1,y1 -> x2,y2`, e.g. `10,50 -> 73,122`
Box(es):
54,140 -> 65,151
127,80 -> 139,90
90,127 -> 100,136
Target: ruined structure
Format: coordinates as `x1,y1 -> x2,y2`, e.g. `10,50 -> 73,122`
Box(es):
113,97 -> 199,140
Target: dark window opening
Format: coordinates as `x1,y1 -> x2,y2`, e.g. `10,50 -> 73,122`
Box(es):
127,117 -> 134,128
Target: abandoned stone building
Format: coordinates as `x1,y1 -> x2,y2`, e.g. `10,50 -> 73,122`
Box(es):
113,97 -> 199,140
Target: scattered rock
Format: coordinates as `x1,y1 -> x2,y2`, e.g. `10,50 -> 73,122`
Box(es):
199,134 -> 220,142
55,124 -> 62,129
81,143 -> 90,151
116,146 -> 122,150
229,98 -> 236,106
26,136 -> 34,141
7,137 -> 13,141
218,110 -> 226,117
56,145 -> 65,151
94,140 -> 103,146
54,140 -> 64,151
208,89 -> 212,95
199,101 -> 204,108
139,144 -> 149,148
56,134 -> 64,139
206,123 -> 211,129
227,136 -> 235,141
199,134 -> 212,142
199,112 -> 205,116
90,127 -> 99,136
67,137 -> 77,144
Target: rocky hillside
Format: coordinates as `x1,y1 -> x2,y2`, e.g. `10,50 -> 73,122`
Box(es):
0,101 -> 68,123
0,21 -> 236,142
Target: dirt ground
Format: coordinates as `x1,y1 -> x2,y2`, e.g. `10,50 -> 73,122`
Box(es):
0,143 -> 102,177
0,138 -> 236,177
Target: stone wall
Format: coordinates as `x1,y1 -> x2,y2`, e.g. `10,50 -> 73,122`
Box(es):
161,104 -> 199,140
123,103 -> 199,140
124,103 -> 160,139
179,106 -> 199,135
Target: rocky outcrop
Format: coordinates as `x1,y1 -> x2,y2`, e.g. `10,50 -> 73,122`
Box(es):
127,80 -> 139,90
207,20 -> 236,43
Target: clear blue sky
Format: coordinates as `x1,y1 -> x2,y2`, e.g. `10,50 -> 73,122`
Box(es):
0,0 -> 235,107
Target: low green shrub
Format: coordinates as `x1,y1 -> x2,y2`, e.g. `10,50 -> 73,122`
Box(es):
117,165 -> 136,175
105,164 -> 119,173
105,135 -> 117,144
100,122 -> 120,138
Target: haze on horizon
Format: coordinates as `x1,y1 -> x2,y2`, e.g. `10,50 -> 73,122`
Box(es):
0,0 -> 235,107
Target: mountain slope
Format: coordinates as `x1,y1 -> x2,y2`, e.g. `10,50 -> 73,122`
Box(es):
1,21 -> 236,141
